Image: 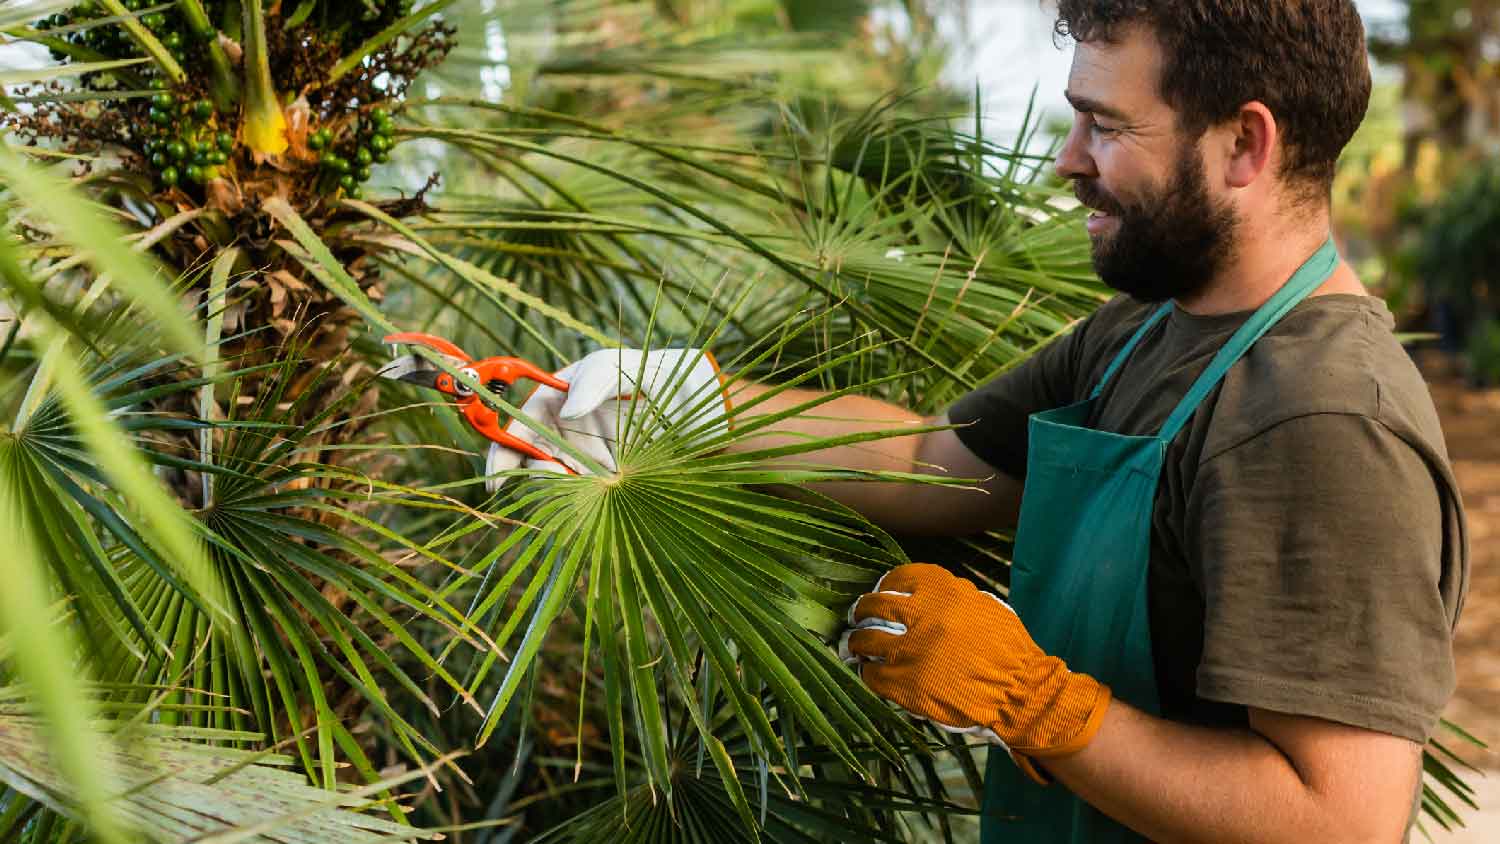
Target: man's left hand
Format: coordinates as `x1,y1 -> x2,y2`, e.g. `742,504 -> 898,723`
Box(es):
840,563 -> 1113,770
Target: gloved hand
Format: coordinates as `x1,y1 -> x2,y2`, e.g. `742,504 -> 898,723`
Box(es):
839,563 -> 1112,783
483,348 -> 732,492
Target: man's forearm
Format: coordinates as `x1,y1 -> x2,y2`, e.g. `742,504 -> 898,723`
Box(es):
721,381 -> 929,520
1039,702 -> 1419,844
723,381 -> 928,472
720,381 -> 1023,533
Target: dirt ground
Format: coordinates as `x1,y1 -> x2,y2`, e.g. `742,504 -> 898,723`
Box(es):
1421,352 -> 1500,840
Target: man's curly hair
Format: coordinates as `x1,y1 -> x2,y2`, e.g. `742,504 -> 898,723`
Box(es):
1054,1 -> 1371,198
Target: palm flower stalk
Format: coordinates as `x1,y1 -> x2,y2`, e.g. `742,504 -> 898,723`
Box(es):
238,0 -> 284,156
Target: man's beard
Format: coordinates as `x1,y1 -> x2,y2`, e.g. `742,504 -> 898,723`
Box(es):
1073,145 -> 1237,303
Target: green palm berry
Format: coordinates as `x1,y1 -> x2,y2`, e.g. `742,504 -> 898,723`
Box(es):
166,140 -> 186,160
373,149 -> 390,164
209,150 -> 227,165
184,164 -> 203,183
216,131 -> 234,151
148,76 -> 167,89
151,152 -> 168,168
371,107 -> 389,123
163,31 -> 182,49
355,147 -> 373,166
339,174 -> 356,190
159,166 -> 178,186
369,134 -> 390,152
123,0 -> 141,10
308,131 -> 326,150
151,92 -> 173,109
142,12 -> 165,28
346,184 -> 363,199
149,108 -> 170,125
356,165 -> 372,180
193,99 -> 213,119
319,151 -> 339,168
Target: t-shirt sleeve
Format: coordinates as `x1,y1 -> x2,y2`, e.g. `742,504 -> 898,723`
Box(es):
1189,413 -> 1456,742
946,320 -> 1089,479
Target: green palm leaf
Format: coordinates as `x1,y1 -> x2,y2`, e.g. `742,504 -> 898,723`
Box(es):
0,713 -> 444,842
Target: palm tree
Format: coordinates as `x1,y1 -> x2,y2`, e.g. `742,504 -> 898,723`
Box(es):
0,1 -> 1480,841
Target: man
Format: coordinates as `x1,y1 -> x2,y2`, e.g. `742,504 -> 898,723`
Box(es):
488,2 -> 1467,841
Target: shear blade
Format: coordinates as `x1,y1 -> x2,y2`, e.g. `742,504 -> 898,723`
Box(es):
377,354 -> 443,388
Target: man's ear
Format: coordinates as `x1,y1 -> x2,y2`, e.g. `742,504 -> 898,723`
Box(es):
1223,101 -> 1277,189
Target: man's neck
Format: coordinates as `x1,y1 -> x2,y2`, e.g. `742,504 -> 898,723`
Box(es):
1172,211 -> 1353,316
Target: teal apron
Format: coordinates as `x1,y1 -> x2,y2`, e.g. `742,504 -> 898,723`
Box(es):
980,236 -> 1340,843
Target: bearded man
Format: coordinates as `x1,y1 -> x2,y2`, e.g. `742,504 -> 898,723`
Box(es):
491,2 -> 1468,841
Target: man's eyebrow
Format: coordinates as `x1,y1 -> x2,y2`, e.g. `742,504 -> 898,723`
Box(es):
1064,91 -> 1130,122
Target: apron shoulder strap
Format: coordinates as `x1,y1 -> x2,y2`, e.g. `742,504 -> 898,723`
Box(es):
1157,235 -> 1340,444
1088,303 -> 1174,401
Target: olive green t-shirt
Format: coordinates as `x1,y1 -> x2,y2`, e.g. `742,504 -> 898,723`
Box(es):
949,294 -> 1468,746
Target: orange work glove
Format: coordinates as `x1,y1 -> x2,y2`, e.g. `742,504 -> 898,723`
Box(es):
839,563 -> 1112,782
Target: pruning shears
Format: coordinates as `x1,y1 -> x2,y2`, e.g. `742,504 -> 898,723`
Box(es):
377,332 -> 571,465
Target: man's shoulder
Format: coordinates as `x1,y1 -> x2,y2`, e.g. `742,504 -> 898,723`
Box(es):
1200,294 -> 1447,464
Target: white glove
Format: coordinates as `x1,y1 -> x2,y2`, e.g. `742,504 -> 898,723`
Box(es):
484,348 -> 732,492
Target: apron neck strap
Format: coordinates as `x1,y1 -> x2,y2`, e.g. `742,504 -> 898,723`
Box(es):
1157,234 -> 1340,443
1088,303 -> 1174,401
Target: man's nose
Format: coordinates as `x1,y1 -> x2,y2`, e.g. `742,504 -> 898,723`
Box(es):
1054,118 -> 1097,182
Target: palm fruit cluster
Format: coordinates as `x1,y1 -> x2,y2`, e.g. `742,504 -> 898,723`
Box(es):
141,81 -> 233,188
10,0 -> 453,208
36,1 -> 209,68
311,0 -> 419,52
309,107 -> 395,200
33,0 -> 415,67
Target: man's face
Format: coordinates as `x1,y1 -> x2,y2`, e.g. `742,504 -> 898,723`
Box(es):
1056,25 -> 1239,303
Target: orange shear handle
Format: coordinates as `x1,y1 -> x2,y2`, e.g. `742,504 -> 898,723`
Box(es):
464,403 -> 559,463
475,357 -> 570,393
382,332 -> 474,363
469,361 -> 578,473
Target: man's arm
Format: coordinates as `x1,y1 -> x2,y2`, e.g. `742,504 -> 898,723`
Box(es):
722,381 -> 1024,535
845,561 -> 1432,844
1041,702 -> 1421,844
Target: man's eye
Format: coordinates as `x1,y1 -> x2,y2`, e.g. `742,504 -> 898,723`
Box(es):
1090,122 -> 1120,136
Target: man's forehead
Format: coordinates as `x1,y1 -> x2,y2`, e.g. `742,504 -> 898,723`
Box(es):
1064,25 -> 1166,119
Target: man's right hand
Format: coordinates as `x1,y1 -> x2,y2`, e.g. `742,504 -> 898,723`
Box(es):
483,348 -> 731,492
